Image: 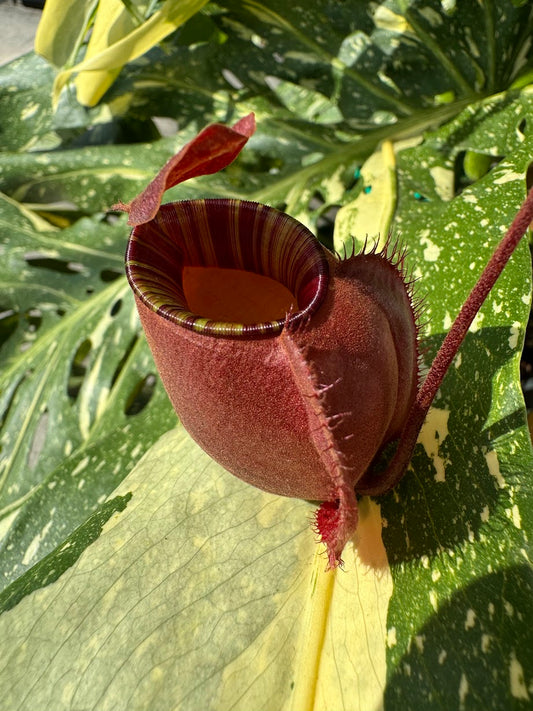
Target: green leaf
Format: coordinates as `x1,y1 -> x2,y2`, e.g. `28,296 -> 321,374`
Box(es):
0,54 -> 56,153
372,96 -> 533,710
0,426 -> 398,710
0,491 -> 132,614
0,138 -> 181,215
0,197 -> 174,594
101,0 -> 531,128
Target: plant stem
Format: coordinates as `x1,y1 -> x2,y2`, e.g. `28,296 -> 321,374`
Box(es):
357,185 -> 533,496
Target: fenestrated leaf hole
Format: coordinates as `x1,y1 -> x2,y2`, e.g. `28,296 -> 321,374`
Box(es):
68,339 -> 92,402
124,374 -> 157,416
110,298 -> 122,317
453,150 -> 503,196
100,268 -> 123,283
0,369 -> 32,434
110,334 -> 138,388
0,307 -> 18,349
104,212 -> 122,225
526,160 -> 533,191
24,252 -> 86,275
28,407 -> 49,470
307,192 -> 339,249
308,190 -> 325,212
317,204 -> 341,250
84,269 -> 123,295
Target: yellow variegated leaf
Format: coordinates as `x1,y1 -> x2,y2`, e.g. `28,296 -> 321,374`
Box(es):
0,427 -> 394,711
334,140 -> 397,253
74,0 -> 137,106
35,0 -> 98,68
49,0 -> 209,107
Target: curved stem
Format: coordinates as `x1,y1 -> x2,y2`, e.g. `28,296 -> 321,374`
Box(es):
357,186 -> 533,496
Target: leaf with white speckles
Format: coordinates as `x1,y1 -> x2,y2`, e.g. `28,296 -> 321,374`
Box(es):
0,138 -> 188,215
0,54 -> 55,152
368,96 -> 533,710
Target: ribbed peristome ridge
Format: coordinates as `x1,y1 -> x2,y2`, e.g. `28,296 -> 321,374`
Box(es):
126,199 -> 329,338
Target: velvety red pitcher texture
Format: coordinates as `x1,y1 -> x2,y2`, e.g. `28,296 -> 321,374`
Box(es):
116,113 -> 533,567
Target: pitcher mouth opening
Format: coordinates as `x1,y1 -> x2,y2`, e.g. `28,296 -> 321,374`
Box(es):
126,199 -> 329,338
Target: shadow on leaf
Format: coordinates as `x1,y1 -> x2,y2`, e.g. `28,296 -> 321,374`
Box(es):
380,326 -> 528,565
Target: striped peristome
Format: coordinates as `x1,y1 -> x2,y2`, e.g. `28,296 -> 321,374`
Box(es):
126,199 -> 329,338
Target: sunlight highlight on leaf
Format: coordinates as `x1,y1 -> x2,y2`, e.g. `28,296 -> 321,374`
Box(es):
217,499 -> 393,711
298,499 -> 392,711
0,428 -> 394,711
